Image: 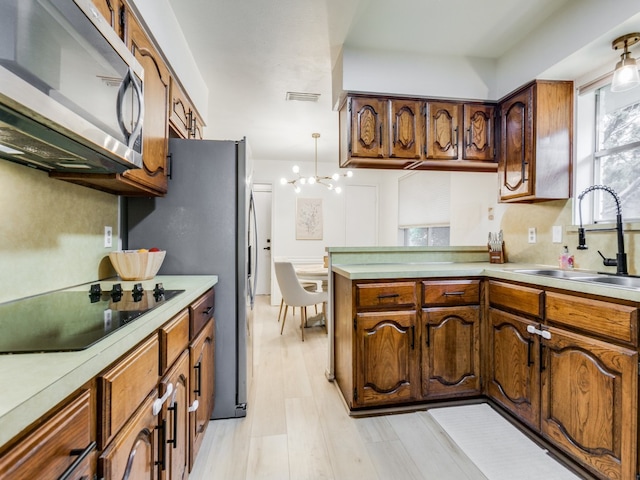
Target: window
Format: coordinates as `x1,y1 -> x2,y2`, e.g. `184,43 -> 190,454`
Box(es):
402,226 -> 450,246
591,84 -> 640,222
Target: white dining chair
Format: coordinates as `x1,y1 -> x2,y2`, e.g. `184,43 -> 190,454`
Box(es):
274,260 -> 328,341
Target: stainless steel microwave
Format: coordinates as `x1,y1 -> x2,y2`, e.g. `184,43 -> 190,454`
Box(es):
0,0 -> 144,173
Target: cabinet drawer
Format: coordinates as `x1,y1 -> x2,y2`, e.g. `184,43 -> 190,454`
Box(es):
98,334 -> 159,448
546,292 -> 638,345
489,280 -> 543,318
159,308 -> 190,374
0,389 -> 94,480
355,282 -> 417,309
190,288 -> 215,338
422,280 -> 480,306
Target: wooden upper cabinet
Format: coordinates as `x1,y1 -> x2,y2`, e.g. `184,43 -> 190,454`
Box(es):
340,95 -> 497,171
389,99 -> 423,159
418,101 -> 497,171
123,13 -> 170,195
350,97 -> 386,158
463,104 -> 495,161
90,0 -> 126,40
498,80 -> 573,202
340,97 -> 417,168
169,78 -> 205,140
425,101 -> 461,160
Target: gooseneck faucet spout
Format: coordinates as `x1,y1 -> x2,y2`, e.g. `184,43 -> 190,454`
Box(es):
577,185 -> 628,275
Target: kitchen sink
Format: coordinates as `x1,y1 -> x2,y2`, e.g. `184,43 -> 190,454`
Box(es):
512,269 -> 596,279
577,275 -> 640,289
512,268 -> 640,290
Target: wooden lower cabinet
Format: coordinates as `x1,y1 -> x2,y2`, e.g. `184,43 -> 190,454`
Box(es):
422,306 -> 481,399
354,310 -> 420,407
160,350 -> 190,480
189,317 -> 215,470
541,326 -> 637,480
99,389 -> 160,479
0,389 -> 95,480
486,307 -> 540,429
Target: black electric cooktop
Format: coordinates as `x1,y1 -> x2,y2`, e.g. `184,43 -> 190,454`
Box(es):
0,283 -> 184,354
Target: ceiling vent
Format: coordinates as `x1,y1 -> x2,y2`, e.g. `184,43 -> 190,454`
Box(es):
285,91 -> 320,102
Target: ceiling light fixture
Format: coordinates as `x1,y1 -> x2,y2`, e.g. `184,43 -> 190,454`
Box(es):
280,133 -> 352,194
611,33 -> 640,93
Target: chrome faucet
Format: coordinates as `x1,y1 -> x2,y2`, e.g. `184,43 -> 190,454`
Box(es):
577,185 -> 628,275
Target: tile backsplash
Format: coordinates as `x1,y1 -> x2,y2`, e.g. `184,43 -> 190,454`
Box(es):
501,199 -> 639,275
0,161 -> 118,303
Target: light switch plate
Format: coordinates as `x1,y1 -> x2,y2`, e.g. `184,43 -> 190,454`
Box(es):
528,227 -> 537,244
552,225 -> 562,243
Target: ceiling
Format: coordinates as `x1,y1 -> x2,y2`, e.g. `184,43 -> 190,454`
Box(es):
166,0 -> 636,167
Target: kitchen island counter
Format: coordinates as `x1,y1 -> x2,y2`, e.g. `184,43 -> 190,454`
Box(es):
0,275 -> 217,449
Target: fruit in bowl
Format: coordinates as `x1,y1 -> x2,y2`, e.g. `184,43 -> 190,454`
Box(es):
108,249 -> 166,281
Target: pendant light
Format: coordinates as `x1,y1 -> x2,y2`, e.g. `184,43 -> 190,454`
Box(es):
611,33 -> 640,93
280,133 -> 352,193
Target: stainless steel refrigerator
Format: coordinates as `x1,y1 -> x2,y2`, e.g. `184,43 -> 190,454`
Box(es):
125,138 -> 256,419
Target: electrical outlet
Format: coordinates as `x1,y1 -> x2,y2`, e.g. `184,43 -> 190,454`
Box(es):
552,225 -> 563,243
104,226 -> 112,248
528,227 -> 537,244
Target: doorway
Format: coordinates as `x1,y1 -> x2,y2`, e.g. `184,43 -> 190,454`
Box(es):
253,184 -> 272,295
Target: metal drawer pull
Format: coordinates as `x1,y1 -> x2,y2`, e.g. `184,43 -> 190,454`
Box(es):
152,383 -> 174,416
377,293 -> 400,299
443,291 -> 466,296
526,325 -> 551,340
57,441 -> 96,480
188,399 -> 200,412
203,306 -> 214,315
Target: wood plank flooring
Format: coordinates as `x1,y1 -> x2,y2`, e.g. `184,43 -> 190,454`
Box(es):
188,296 -> 574,480
189,296 -> 488,479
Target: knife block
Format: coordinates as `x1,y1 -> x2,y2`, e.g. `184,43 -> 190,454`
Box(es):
488,243 -> 505,263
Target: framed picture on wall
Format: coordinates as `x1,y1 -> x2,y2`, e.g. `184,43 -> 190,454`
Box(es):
296,198 -> 323,240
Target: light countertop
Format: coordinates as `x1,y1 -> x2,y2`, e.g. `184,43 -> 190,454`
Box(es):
0,275 -> 217,449
331,262 -> 640,302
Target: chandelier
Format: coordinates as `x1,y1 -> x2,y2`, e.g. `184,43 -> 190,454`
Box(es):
280,133 -> 352,193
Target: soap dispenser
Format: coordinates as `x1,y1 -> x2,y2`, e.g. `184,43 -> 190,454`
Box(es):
559,246 -> 574,270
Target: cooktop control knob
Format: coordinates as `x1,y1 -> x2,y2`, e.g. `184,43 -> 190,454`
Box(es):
132,283 -> 144,301
110,283 -> 123,302
89,283 -> 102,303
153,283 -> 165,299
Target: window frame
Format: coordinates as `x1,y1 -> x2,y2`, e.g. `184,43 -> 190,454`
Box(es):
575,75 -> 640,225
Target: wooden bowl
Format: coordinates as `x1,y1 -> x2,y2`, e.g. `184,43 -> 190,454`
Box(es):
108,250 -> 166,281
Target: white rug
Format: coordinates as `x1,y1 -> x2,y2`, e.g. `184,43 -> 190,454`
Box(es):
427,403 -> 581,480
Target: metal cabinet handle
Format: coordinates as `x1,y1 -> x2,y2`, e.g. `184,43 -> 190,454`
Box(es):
443,291 -> 465,296
377,293 -> 399,300
194,362 -> 202,396
167,402 -> 178,449
57,441 -> 96,480
526,339 -> 533,367
410,326 -> 415,349
203,306 -> 214,315
155,420 -> 167,471
425,323 -> 430,347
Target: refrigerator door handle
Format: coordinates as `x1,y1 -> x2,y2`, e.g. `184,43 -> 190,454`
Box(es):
248,191 -> 258,308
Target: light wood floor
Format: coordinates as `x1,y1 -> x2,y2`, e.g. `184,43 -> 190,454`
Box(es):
189,295 -> 491,480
